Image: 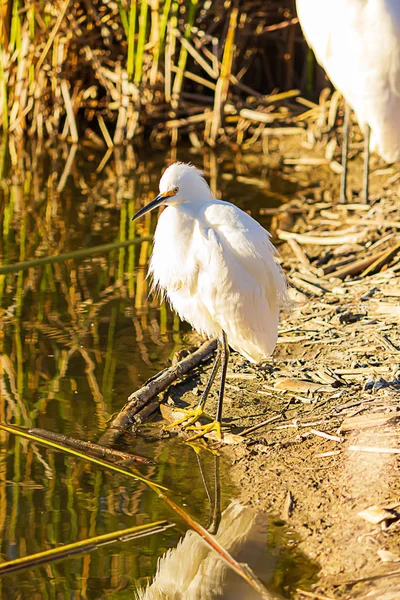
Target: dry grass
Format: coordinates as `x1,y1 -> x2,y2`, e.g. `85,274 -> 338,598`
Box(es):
0,0 -> 320,147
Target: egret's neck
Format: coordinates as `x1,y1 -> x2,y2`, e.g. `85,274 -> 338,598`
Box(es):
170,195 -> 213,218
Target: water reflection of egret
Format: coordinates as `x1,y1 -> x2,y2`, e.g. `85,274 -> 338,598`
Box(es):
132,163 -> 288,440
137,501 -> 276,600
296,0 -> 400,203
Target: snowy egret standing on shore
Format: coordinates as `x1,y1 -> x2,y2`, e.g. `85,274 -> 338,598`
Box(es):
132,163 -> 288,440
296,0 -> 400,203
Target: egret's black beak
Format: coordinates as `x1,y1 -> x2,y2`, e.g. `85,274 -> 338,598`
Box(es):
131,193 -> 165,221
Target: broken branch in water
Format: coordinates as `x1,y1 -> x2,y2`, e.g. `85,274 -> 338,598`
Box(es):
29,428 -> 154,465
0,423 -> 168,491
99,339 -> 217,446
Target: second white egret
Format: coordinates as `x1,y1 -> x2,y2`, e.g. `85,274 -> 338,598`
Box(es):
132,163 -> 288,440
296,0 -> 400,203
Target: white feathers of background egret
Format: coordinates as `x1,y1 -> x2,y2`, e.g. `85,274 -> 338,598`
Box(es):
296,0 -> 400,202
132,162 -> 289,440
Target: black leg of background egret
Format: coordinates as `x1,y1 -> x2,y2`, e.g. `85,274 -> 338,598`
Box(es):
188,332 -> 229,441
362,124 -> 371,204
340,102 -> 351,204
165,341 -> 222,430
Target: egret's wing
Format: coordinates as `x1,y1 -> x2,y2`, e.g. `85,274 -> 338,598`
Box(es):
197,201 -> 288,362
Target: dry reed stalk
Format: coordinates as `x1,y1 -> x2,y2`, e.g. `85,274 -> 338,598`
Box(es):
61,80 -> 78,143
35,0 -> 72,73
171,0 -> 198,109
1,1 -> 313,147
150,0 -> 171,86
209,6 -> 238,145
97,115 -> 113,148
173,27 -> 219,80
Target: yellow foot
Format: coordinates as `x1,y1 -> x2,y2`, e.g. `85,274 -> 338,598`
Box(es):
186,420 -> 223,442
164,406 -> 204,431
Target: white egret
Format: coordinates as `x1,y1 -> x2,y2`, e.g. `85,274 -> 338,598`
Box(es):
296,0 -> 400,203
132,163 -> 288,440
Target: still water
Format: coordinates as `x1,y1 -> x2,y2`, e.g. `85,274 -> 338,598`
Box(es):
0,144 -> 316,598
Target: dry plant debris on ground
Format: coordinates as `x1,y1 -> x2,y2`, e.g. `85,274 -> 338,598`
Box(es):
146,176 -> 400,599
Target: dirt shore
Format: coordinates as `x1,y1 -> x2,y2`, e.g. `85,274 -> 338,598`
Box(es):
161,152 -> 400,599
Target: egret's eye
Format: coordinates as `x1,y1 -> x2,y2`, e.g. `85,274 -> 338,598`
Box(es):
163,186 -> 179,198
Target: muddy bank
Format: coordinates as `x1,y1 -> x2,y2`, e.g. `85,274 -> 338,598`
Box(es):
160,169 -> 400,598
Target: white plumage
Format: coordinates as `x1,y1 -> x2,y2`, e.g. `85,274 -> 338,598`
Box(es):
149,163 -> 287,363
132,163 -> 288,437
296,0 -> 400,163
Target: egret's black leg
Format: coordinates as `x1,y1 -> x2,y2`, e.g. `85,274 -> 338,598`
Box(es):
215,331 -> 229,426
195,453 -> 213,515
187,332 -> 229,441
165,341 -> 221,430
340,102 -> 351,204
196,341 -> 222,412
362,124 -> 371,204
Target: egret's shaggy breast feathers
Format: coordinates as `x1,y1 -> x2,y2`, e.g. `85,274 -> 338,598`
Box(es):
296,0 -> 400,163
149,163 -> 288,363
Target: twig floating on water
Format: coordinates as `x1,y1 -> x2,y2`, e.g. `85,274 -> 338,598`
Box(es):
0,520 -> 173,575
29,428 -> 154,465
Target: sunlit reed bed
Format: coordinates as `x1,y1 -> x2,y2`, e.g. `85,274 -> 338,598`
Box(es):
1,0 -> 312,147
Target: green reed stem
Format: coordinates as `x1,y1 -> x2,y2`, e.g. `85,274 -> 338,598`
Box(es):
0,520 -> 174,575
0,49 -> 8,132
117,201 -> 127,281
128,194 -> 136,297
0,236 -> 152,274
9,0 -> 21,53
134,0 -> 149,85
117,0 -> 129,37
171,0 -> 198,102
127,0 -> 137,81
159,0 -> 172,47
305,47 -> 314,96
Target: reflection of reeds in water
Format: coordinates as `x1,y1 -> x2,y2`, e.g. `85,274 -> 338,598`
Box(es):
0,143 -> 183,436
